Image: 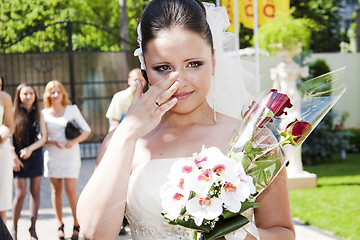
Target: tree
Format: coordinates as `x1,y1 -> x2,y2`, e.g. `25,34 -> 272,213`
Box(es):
290,0 -> 346,52
0,0 -> 126,53
126,0 -> 150,51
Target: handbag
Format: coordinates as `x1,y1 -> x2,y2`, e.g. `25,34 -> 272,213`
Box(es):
65,120 -> 82,140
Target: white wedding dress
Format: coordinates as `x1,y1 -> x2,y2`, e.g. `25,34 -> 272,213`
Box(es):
126,158 -> 194,240
0,105 -> 13,211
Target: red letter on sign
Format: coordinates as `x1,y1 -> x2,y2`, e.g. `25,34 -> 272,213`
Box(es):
263,4 -> 275,18
245,4 -> 253,17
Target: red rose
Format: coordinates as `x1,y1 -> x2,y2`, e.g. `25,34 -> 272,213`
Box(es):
243,101 -> 272,128
266,89 -> 293,116
286,119 -> 312,144
243,101 -> 259,118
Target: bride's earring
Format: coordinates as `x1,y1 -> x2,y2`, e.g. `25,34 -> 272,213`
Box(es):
212,75 -> 217,123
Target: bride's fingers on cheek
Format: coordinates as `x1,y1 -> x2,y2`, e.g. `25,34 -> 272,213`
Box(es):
156,81 -> 180,105
152,71 -> 179,95
157,97 -> 178,113
133,80 -> 143,98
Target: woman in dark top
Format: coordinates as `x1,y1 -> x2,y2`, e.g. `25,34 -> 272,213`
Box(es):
11,83 -> 47,240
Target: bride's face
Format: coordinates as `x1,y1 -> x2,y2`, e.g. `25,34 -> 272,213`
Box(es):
144,27 -> 215,114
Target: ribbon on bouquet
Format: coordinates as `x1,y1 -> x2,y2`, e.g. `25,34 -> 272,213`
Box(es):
225,222 -> 259,240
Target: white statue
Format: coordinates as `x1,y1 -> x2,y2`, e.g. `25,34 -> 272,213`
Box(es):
270,45 -> 316,189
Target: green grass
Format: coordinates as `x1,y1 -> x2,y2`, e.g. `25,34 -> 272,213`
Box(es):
289,153 -> 360,240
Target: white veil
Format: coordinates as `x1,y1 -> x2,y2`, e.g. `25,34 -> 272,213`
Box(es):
204,3 -> 259,119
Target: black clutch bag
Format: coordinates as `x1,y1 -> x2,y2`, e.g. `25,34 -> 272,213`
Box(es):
65,120 -> 82,140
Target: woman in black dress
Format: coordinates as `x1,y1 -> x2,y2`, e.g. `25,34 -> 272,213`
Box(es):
11,83 -> 47,240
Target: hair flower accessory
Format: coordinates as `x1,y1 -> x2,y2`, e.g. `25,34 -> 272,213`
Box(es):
134,19 -> 146,70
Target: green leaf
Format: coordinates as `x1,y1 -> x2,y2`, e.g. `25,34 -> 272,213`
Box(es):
244,140 -> 253,153
162,214 -> 212,233
222,201 -> 261,219
250,147 -> 263,154
204,215 -> 249,240
176,218 -> 212,233
241,155 -> 251,170
240,201 -> 261,212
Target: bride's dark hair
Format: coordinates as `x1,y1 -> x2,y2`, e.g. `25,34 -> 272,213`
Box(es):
140,0 -> 214,55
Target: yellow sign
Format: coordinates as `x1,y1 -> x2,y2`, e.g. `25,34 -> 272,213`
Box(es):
221,0 -> 290,31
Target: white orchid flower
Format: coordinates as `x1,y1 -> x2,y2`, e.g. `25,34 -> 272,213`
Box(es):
186,195 -> 223,226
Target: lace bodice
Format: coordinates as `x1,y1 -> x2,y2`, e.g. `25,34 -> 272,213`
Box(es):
126,158 -> 193,240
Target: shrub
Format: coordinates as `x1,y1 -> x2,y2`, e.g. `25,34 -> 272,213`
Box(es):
254,14 -> 314,56
347,128 -> 360,153
302,111 -> 357,165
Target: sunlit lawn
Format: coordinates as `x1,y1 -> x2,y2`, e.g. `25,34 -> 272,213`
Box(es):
289,153 -> 360,240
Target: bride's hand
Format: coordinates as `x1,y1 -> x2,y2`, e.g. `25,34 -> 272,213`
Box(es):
120,71 -> 179,139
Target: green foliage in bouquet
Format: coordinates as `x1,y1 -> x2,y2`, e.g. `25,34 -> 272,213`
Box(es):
230,140 -> 281,191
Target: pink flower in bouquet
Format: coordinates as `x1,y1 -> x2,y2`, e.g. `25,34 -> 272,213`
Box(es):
161,184 -> 189,220
220,180 -> 251,213
265,89 -> 293,116
285,119 -> 312,145
186,195 -> 223,226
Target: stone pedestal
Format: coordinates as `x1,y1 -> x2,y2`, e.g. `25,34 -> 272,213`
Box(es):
288,171 -> 317,190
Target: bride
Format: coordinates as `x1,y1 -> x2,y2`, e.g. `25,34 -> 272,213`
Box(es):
77,0 -> 295,239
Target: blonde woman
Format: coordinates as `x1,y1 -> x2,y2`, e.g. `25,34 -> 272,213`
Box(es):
42,80 -> 91,240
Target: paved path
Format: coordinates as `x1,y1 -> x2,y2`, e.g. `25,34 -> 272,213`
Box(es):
6,159 -> 345,240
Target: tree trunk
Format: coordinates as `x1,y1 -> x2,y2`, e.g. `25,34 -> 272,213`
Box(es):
119,0 -> 129,50
356,7 -> 360,52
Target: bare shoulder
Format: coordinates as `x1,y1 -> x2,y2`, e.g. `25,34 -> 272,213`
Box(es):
215,112 -> 240,131
0,91 -> 11,101
208,113 -> 240,152
0,91 -> 12,108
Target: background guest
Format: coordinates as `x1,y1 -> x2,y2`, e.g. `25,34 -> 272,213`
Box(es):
42,80 -> 91,240
11,83 -> 47,240
106,68 -> 147,131
0,75 -> 18,225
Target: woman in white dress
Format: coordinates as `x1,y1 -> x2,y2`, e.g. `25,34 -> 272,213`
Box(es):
0,75 -> 18,225
77,0 -> 295,239
42,80 -> 91,240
